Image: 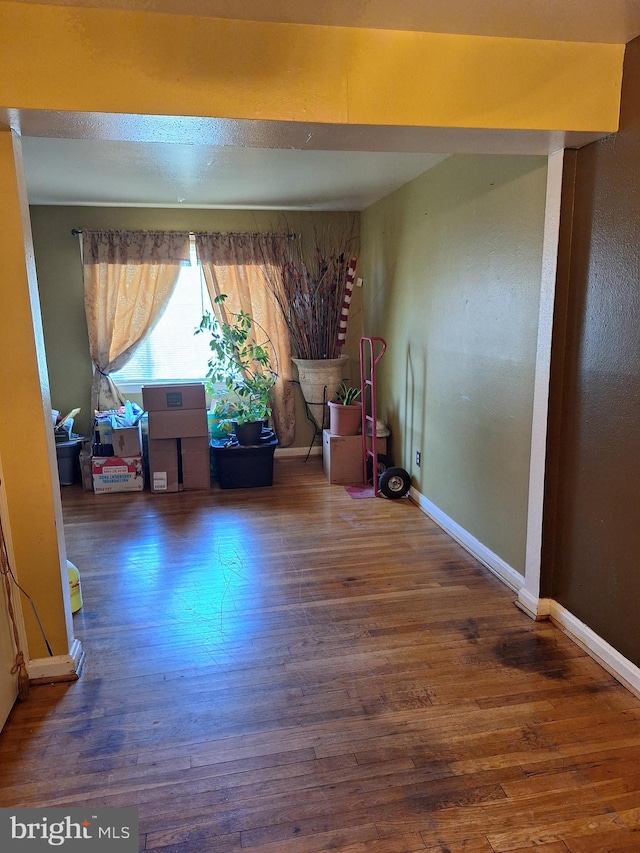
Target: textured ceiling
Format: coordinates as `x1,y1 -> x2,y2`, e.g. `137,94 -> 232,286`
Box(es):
22,138 -> 451,211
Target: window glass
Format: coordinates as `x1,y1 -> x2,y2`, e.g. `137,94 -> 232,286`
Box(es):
112,239 -> 214,388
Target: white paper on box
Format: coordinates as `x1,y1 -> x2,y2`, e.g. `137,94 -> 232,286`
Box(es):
153,471 -> 168,491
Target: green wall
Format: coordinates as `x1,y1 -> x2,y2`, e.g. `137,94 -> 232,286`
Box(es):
360,154 -> 547,573
30,206 -> 361,445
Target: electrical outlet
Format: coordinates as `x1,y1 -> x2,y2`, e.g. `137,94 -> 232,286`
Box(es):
415,451 -> 421,467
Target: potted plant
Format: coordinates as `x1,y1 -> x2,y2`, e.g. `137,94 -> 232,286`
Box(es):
262,219 -> 359,431
198,294 -> 277,446
328,381 -> 362,436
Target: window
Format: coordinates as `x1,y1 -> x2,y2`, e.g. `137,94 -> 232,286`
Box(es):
112,237 -> 215,392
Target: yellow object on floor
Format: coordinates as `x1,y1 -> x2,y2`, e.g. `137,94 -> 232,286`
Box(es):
67,560 -> 83,613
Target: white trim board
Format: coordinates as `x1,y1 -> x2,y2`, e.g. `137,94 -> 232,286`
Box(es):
413,488 -> 640,698
275,445 -> 322,458
523,150 -> 565,606
409,487 -> 525,593
28,638 -> 84,684
517,592 -> 640,699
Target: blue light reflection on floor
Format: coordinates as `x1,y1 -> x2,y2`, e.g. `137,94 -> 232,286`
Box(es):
109,511 -> 266,656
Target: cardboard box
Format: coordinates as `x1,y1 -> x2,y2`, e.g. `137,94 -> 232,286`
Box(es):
143,384 -> 209,492
181,436 -> 211,490
147,438 -> 179,493
79,446 -> 94,491
365,435 -> 388,457
142,383 -> 206,412
147,437 -> 210,493
147,408 -> 208,440
322,430 -> 364,485
92,456 -> 145,494
112,423 -> 143,457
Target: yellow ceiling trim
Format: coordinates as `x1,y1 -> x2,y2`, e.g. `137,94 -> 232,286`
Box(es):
0,2 -> 624,133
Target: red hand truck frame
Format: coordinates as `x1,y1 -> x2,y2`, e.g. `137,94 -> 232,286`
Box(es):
359,336 -> 387,496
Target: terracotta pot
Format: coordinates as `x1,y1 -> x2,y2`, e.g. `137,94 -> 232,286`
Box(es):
328,400 -> 362,436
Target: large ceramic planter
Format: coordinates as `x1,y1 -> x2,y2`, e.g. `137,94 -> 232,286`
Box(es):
292,355 -> 349,431
328,401 -> 362,436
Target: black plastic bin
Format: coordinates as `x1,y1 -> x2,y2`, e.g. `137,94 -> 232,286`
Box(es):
55,436 -> 84,485
210,434 -> 278,489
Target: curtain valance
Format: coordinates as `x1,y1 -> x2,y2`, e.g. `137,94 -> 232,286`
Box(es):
193,232 -> 290,265
82,230 -> 191,265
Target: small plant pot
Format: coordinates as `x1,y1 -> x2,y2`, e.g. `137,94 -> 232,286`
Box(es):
328,401 -> 362,436
233,420 -> 264,446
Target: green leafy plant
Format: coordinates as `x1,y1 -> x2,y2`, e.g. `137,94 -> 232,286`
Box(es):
334,381 -> 361,406
197,295 -> 277,425
207,394 -> 236,435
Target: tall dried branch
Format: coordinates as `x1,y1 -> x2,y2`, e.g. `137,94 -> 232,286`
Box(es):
262,219 -> 358,360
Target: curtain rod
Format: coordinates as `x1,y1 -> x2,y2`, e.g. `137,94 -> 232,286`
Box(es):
71,228 -> 198,236
71,229 -> 296,238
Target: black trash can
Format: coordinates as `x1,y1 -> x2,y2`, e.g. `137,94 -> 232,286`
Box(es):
55,437 -> 84,485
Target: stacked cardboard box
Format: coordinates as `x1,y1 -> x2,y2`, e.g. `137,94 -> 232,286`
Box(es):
111,423 -> 143,457
92,455 -> 145,494
322,431 -> 388,486
143,384 -> 210,493
91,422 -> 144,494
322,430 -> 363,485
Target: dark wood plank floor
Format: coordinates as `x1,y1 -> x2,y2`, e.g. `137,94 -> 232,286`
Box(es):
1,457 -> 639,852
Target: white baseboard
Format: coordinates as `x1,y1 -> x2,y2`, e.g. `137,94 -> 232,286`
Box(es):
413,490 -> 640,698
516,593 -> 640,699
28,638 -> 85,683
275,445 -> 322,458
550,603 -> 640,697
515,589 -> 552,620
409,487 -> 525,593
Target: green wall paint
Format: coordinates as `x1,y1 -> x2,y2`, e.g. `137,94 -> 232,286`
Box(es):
361,154 -> 547,573
30,206 -> 361,445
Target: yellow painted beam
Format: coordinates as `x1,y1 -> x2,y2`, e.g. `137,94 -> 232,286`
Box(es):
0,129 -> 71,660
0,2 -> 624,133
347,30 -> 623,132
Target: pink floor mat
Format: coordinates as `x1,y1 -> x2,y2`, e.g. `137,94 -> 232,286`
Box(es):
344,484 -> 376,499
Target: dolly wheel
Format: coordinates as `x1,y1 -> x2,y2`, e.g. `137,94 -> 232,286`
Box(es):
378,467 -> 411,499
366,455 -> 389,483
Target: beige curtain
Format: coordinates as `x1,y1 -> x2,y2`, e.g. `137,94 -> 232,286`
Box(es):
194,233 -> 295,446
82,230 -> 190,412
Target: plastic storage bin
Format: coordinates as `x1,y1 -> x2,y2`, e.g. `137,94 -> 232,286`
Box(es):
211,434 -> 278,489
55,437 -> 84,485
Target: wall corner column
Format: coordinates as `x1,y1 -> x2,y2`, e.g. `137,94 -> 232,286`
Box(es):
0,128 -> 81,676
520,148 -> 565,619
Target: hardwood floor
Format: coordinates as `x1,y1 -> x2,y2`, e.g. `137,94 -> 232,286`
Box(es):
1,456 -> 639,852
